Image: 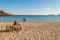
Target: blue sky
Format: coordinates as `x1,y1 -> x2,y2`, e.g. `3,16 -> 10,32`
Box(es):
0,0 -> 60,15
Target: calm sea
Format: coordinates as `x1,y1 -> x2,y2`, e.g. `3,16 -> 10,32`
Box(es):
0,15 -> 60,22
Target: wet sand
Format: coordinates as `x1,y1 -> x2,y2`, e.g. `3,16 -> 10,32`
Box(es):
0,22 -> 60,40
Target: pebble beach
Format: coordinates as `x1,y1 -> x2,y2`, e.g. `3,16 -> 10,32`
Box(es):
0,22 -> 60,40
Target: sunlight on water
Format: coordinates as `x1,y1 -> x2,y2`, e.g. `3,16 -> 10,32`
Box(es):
0,15 -> 60,22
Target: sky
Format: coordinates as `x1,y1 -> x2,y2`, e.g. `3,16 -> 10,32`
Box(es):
0,0 -> 60,15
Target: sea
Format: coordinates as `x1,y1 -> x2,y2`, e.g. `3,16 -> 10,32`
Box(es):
0,15 -> 60,22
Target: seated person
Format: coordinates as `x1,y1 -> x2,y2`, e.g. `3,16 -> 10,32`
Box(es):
12,20 -> 21,31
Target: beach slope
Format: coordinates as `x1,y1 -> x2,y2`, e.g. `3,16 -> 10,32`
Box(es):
0,22 -> 60,40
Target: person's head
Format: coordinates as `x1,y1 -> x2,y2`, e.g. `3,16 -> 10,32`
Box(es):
14,20 -> 17,24
14,20 -> 16,22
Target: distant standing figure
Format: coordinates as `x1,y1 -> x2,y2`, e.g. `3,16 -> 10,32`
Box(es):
23,18 -> 26,22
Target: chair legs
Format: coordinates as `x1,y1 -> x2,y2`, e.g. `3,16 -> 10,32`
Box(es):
10,27 -> 13,32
